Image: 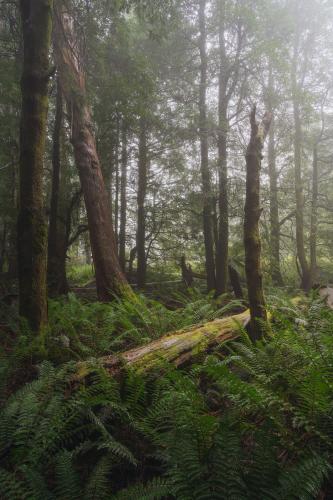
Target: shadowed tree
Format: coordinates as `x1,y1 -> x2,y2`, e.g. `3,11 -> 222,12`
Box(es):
47,78 -> 69,296
17,0 -> 54,333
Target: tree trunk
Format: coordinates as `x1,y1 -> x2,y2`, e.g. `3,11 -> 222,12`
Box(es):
17,0 -> 53,333
215,0 -> 229,296
0,223 -> 7,274
310,144 -> 318,282
47,79 -> 69,296
291,27 -> 311,292
119,121 -> 128,272
54,3 -> 132,301
244,106 -> 271,340
180,255 -> 194,288
228,264 -> 243,300
136,116 -> 148,289
198,0 -> 215,292
114,117 -> 120,250
84,231 -> 92,265
128,246 -> 137,283
267,67 -> 283,286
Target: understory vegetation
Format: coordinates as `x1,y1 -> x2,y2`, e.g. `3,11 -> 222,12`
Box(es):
1,291 -> 333,499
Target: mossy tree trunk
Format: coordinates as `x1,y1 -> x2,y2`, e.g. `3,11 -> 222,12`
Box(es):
93,309 -> 251,375
199,0 -> 216,292
54,2 -> 132,301
244,106 -> 271,341
47,78 -> 69,296
18,0 -> 54,333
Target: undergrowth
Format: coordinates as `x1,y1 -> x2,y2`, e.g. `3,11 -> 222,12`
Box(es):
46,290 -> 242,362
1,293 -> 333,498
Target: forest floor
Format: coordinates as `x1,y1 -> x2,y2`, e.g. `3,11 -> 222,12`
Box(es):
0,282 -> 333,498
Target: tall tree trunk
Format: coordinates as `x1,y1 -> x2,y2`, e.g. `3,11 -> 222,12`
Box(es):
17,0 -> 53,333
267,67 -> 283,286
54,3 -> 132,301
291,25 -> 311,291
114,117 -> 120,250
8,160 -> 18,278
0,223 -> 7,274
136,117 -> 148,289
310,144 -> 318,282
119,121 -> 128,272
47,79 -> 68,295
215,0 -> 228,296
244,106 -> 271,341
198,0 -> 215,292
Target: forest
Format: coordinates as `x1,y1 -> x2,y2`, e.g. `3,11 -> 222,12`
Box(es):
1,0 -> 333,498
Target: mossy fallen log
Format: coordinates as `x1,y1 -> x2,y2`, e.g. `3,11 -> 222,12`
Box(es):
82,309 -> 250,376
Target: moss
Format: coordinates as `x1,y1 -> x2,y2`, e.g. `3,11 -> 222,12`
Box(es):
128,311 -> 249,372
18,0 -> 54,334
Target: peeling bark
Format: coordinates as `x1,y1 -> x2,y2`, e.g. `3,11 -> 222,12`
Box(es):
53,3 -> 132,301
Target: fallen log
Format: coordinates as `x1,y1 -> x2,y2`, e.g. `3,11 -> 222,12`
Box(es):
78,309 -> 250,377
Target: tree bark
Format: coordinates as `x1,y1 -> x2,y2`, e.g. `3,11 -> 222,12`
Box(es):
291,21 -> 311,292
267,67 -> 283,286
85,309 -> 250,375
7,161 -> 18,279
310,145 -> 318,282
136,116 -> 148,289
47,79 -> 69,296
215,0 -> 229,296
17,0 -> 53,333
198,0 -> 215,292
180,255 -> 194,288
119,121 -> 128,272
54,3 -> 132,301
244,106 -> 271,340
228,264 -> 243,300
114,117 -> 120,250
